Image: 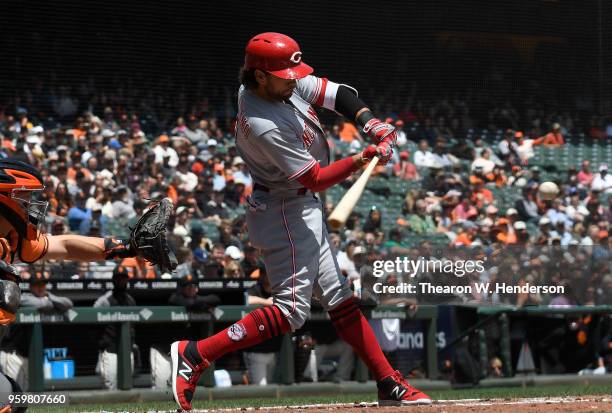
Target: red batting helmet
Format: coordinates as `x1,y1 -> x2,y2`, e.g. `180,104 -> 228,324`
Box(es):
244,32 -> 313,80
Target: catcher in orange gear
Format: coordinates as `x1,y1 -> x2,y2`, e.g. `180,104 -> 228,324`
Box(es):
0,159 -> 175,412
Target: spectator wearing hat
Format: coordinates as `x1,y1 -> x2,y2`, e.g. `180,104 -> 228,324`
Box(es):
223,246 -> 245,278
485,205 -> 499,220
505,207 -> 519,224
231,156 -> 253,189
591,164 -> 612,194
536,217 -> 552,245
393,151 -> 419,181
507,165 -> 528,187
169,275 -> 220,311
93,266 -> 137,389
514,131 -> 538,163
493,218 -> 516,245
513,221 -> 530,245
153,134 -> 179,169
363,207 -> 383,235
534,123 -> 565,146
393,119 -> 407,147
454,221 -> 478,246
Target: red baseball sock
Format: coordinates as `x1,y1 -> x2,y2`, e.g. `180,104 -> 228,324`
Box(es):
329,298 -> 395,381
196,305 -> 291,363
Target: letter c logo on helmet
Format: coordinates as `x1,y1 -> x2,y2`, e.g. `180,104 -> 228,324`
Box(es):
289,52 -> 302,64
244,32 -> 313,80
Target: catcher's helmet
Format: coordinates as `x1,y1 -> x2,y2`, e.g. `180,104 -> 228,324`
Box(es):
244,32 -> 313,80
0,159 -> 47,240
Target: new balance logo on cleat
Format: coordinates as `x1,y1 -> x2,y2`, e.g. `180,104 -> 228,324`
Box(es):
178,361 -> 192,381
390,385 -> 407,400
171,340 -> 210,411
377,370 -> 432,406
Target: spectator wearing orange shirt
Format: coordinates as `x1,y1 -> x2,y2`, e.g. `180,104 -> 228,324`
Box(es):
470,180 -> 494,208
338,121 -> 363,143
454,221 -> 478,246
534,123 -> 564,146
494,218 -> 517,245
120,255 -> 158,279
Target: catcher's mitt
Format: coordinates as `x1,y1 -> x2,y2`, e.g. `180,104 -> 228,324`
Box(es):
130,197 -> 177,273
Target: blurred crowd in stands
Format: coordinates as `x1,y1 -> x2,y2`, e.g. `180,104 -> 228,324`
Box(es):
0,83 -> 610,311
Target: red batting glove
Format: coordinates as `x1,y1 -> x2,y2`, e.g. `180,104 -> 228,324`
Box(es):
363,118 -> 398,146
360,145 -> 378,163
376,140 -> 393,164
360,144 -> 391,165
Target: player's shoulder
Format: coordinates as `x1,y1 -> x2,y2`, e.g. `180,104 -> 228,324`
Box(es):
237,88 -> 284,138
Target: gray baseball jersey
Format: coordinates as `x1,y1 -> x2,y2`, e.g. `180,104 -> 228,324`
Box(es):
236,75 -> 355,330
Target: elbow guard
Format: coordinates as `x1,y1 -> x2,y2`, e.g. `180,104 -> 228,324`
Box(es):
335,85 -> 368,121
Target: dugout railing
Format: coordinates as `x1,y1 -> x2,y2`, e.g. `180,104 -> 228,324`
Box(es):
15,305 -> 439,391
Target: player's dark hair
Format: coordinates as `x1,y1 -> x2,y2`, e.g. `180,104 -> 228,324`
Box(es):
239,67 -> 259,89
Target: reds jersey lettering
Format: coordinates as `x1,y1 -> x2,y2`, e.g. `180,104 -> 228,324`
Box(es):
301,123 -> 317,149
237,112 -> 251,138
306,107 -> 322,130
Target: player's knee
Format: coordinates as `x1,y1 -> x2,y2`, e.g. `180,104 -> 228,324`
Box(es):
289,307 -> 311,330
275,303 -> 310,330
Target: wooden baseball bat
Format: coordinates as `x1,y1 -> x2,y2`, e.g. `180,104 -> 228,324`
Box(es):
327,156 -> 379,230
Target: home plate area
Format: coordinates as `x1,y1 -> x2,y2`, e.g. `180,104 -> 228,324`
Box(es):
105,396 -> 612,413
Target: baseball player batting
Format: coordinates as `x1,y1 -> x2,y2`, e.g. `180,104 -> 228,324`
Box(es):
170,32 -> 431,410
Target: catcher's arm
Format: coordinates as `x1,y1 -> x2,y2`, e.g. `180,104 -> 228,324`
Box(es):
44,235 -> 124,261
45,198 -> 177,273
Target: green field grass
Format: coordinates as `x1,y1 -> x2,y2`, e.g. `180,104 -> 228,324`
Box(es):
26,384 -> 612,413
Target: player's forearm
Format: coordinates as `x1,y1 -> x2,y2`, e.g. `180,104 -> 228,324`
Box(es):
297,156 -> 365,192
44,235 -> 134,261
